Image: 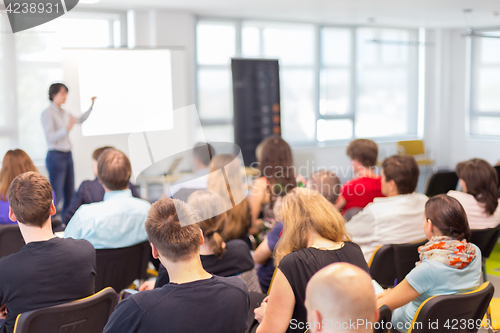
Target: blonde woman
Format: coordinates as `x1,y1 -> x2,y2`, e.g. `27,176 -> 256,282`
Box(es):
254,188 -> 369,333
208,154 -> 253,242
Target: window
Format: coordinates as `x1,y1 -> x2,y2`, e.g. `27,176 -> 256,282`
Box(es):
470,30 -> 500,137
0,11 -> 124,161
196,20 -> 420,145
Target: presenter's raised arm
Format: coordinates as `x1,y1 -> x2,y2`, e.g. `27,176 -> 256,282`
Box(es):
77,96 -> 97,124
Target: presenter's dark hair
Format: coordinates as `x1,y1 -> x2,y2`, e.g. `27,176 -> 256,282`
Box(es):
425,194 -> 471,241
97,149 -> 132,191
8,172 -> 53,227
48,83 -> 68,101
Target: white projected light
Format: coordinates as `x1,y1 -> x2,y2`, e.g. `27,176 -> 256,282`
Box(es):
74,49 -> 174,136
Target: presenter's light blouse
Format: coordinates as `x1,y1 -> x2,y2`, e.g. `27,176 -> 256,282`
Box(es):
41,102 -> 92,152
64,189 -> 150,249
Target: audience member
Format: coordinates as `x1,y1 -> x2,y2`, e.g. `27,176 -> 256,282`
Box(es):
64,146 -> 141,224
377,195 -> 481,333
254,188 -> 369,333
103,198 -> 249,333
208,154 -> 252,244
347,155 -> 428,261
143,190 -> 256,291
0,172 -> 95,333
335,139 -> 384,214
168,142 -> 214,197
0,150 -> 42,224
305,263 -> 379,333
448,158 -> 500,229
307,170 -> 341,205
249,136 -> 296,236
64,149 -> 150,249
254,221 -> 283,294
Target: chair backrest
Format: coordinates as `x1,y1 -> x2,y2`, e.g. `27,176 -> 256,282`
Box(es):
424,171 -> 459,197
95,241 -> 150,292
397,140 -> 426,156
13,287 -> 118,333
470,224 -> 500,260
407,282 -> 494,333
369,240 -> 427,288
375,304 -> 392,333
0,224 -> 25,259
344,207 -> 363,222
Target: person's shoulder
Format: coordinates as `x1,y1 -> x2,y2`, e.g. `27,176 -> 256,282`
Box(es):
55,237 -> 95,254
213,275 -> 248,295
129,197 -> 151,207
226,239 -> 250,251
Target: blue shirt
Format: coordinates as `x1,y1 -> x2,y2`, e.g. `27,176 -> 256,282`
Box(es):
64,189 -> 151,249
391,244 -> 482,333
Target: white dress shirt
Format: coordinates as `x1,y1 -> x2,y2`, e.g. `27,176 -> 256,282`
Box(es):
346,192 -> 429,262
448,190 -> 500,229
41,102 -> 92,152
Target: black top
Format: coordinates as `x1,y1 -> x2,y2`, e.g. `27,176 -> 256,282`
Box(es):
64,178 -> 140,224
0,237 -> 96,333
278,242 -> 369,333
155,240 -> 255,288
103,275 -> 250,333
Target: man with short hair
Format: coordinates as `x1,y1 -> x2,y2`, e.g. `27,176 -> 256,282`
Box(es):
305,263 -> 379,333
65,148 -> 150,249
102,198 -> 250,333
63,146 -> 141,224
0,172 -> 95,333
168,142 -> 214,198
347,155 -> 428,262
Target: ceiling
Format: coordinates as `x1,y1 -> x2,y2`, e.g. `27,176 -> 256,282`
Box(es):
88,0 -> 500,28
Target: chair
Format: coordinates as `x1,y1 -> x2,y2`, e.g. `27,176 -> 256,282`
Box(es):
375,304 -> 392,333
424,171 -> 459,197
470,225 -> 500,283
369,240 -> 427,289
95,241 -> 150,292
397,140 -> 434,167
0,224 -> 25,259
344,207 -> 363,222
13,287 -> 118,333
406,282 -> 494,333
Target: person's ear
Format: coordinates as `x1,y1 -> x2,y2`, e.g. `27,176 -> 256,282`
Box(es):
199,229 -> 205,246
8,207 -> 17,223
151,242 -> 160,259
389,179 -> 397,192
311,310 -> 323,332
50,201 -> 57,216
374,307 -> 380,325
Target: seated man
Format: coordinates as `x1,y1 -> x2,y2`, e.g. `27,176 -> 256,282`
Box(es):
64,146 -> 141,225
0,172 -> 95,333
103,198 -> 250,333
168,142 -> 214,199
305,263 -> 379,333
65,148 -> 150,249
347,155 -> 428,262
307,170 -> 341,205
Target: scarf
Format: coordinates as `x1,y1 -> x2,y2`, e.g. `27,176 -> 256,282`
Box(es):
417,236 -> 477,269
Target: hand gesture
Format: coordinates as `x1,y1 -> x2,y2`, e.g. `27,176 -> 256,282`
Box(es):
67,116 -> 77,132
0,304 -> 7,320
253,296 -> 269,323
138,281 -> 155,291
91,96 -> 97,106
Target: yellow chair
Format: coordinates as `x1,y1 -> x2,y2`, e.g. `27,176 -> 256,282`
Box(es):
397,140 -> 435,167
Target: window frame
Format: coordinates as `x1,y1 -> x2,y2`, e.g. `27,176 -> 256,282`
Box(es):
0,9 -> 127,162
196,17 -> 423,146
469,27 -> 500,139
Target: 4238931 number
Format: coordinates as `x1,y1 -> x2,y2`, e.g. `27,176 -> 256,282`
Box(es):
5,2 -> 60,14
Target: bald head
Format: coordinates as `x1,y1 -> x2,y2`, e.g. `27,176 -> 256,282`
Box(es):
305,263 -> 378,333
